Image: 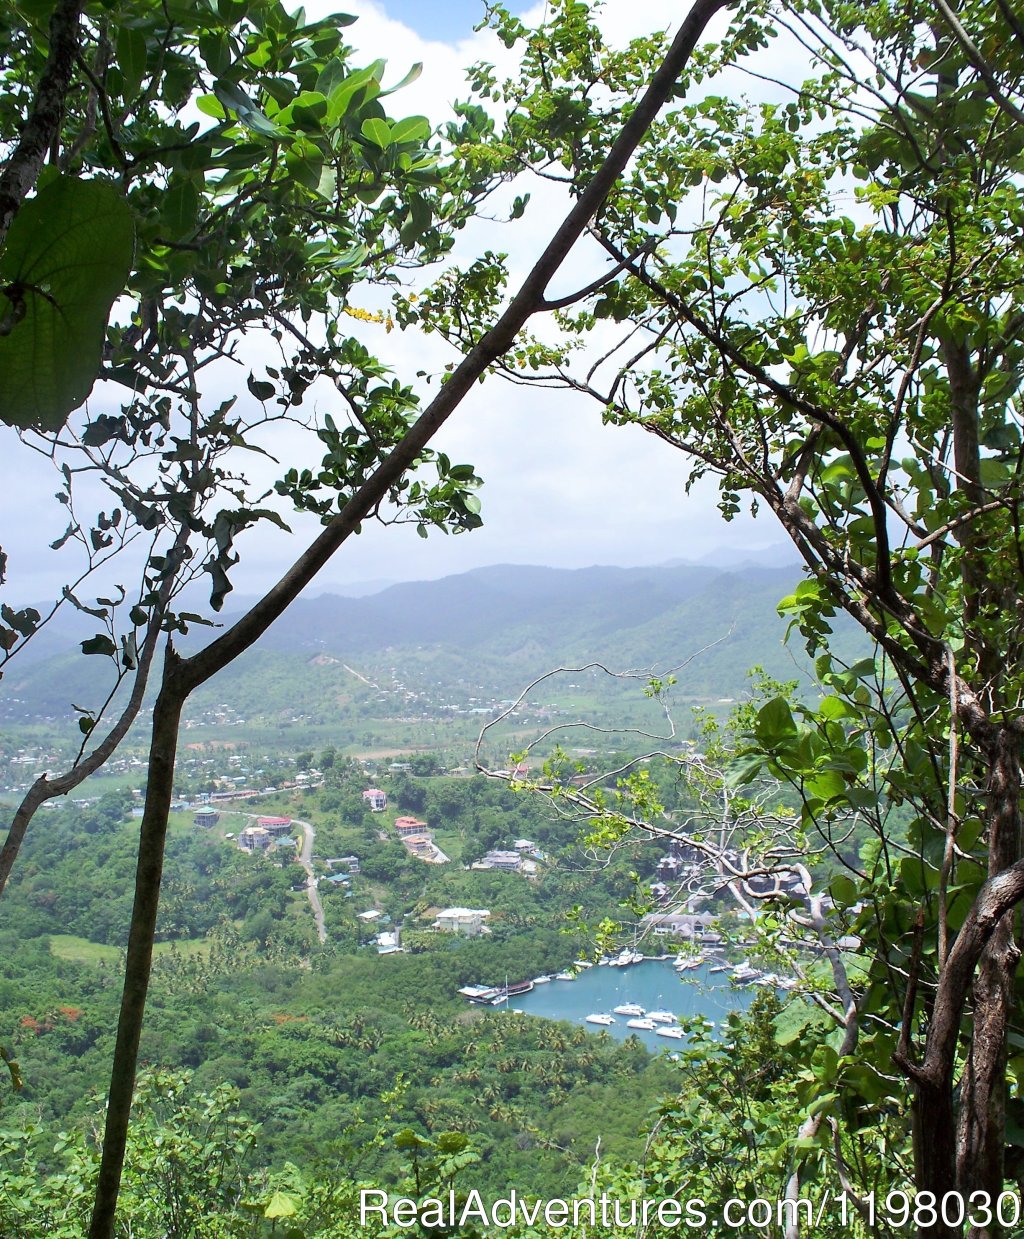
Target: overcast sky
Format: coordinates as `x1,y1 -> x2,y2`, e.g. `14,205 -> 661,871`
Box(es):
4,0 -> 792,608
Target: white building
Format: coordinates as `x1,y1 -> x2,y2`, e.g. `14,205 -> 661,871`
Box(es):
238,826 -> 271,852
434,907 -> 490,937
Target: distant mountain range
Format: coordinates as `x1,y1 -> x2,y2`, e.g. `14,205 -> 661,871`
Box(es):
2,561 -> 864,724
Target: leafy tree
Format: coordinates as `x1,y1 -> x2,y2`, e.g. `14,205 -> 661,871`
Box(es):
1,0 -> 735,1232
446,0 -> 1024,1229
0,0 -> 495,894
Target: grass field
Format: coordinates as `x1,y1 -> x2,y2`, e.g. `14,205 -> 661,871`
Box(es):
49,933 -> 213,965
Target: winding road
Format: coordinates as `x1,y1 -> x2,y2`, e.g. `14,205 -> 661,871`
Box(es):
242,813 -> 326,943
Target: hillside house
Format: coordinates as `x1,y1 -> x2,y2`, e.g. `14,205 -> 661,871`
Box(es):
362,788 -> 387,812
434,907 -> 490,937
473,849 -> 522,872
193,807 -> 219,828
402,834 -> 434,857
325,855 -> 360,874
257,816 -> 292,837
394,816 -> 430,838
238,826 -> 272,853
640,911 -> 720,942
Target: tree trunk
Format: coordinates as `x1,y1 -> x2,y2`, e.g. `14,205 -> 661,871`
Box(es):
87,649 -> 187,1239
916,1077 -> 962,1239
956,731 -> 1022,1238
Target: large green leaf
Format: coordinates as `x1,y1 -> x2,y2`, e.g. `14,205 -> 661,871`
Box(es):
0,177 -> 134,431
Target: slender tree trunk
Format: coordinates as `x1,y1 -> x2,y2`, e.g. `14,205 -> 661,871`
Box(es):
87,648 -> 187,1239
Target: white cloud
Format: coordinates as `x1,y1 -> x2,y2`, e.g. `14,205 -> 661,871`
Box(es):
2,0 -> 783,612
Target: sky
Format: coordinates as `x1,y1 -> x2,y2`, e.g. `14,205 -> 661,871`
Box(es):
3,0 -> 791,608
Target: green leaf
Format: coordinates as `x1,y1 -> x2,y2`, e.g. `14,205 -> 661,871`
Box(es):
264,1191 -> 298,1219
0,177 -> 134,430
829,874 -> 859,906
325,62 -> 383,121
161,180 -> 201,238
380,62 -> 422,96
753,696 -> 797,741
390,115 -> 431,145
285,140 -> 324,191
361,117 -> 392,148
196,94 -> 229,119
198,31 -> 231,76
81,634 -> 117,656
247,374 -> 275,401
116,27 -> 148,99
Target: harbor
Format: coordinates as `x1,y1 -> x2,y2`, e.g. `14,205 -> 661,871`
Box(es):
497,957 -> 757,1052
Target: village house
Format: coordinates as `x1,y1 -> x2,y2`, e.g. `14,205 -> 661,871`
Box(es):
640,911 -> 720,942
256,816 -> 293,837
394,816 -> 430,838
325,855 -> 360,874
472,849 -> 522,872
402,834 -> 435,858
434,907 -> 490,937
238,825 -> 272,853
362,788 -> 387,812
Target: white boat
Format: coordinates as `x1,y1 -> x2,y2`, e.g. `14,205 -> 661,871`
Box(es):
675,956 -> 704,971
732,962 -> 761,982
573,959 -> 593,969
585,1013 -> 616,1026
613,1002 -> 646,1016
656,1025 -> 686,1039
627,1017 -> 657,1030
555,971 -> 575,981
533,975 -> 552,984
647,1009 -> 677,1024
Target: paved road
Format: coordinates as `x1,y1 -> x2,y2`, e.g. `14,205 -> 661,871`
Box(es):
294,817 -> 327,944
242,813 -> 326,943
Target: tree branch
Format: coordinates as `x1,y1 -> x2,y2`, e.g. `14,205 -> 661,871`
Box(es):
933,0 -> 1024,126
0,0 -> 83,245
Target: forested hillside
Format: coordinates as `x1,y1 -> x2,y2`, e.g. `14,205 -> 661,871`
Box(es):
2,561 -> 859,727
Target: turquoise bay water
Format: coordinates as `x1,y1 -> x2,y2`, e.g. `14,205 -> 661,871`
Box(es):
505,959 -> 753,1052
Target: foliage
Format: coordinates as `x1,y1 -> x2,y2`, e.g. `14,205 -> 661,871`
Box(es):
426,0 -> 1024,1225
1,0 -> 493,647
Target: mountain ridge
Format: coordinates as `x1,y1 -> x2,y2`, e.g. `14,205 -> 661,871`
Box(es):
2,561 -> 856,722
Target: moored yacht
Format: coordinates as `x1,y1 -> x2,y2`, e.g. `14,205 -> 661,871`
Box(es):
613,1002 -> 646,1016
585,1013 -> 616,1025
675,955 -> 704,971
